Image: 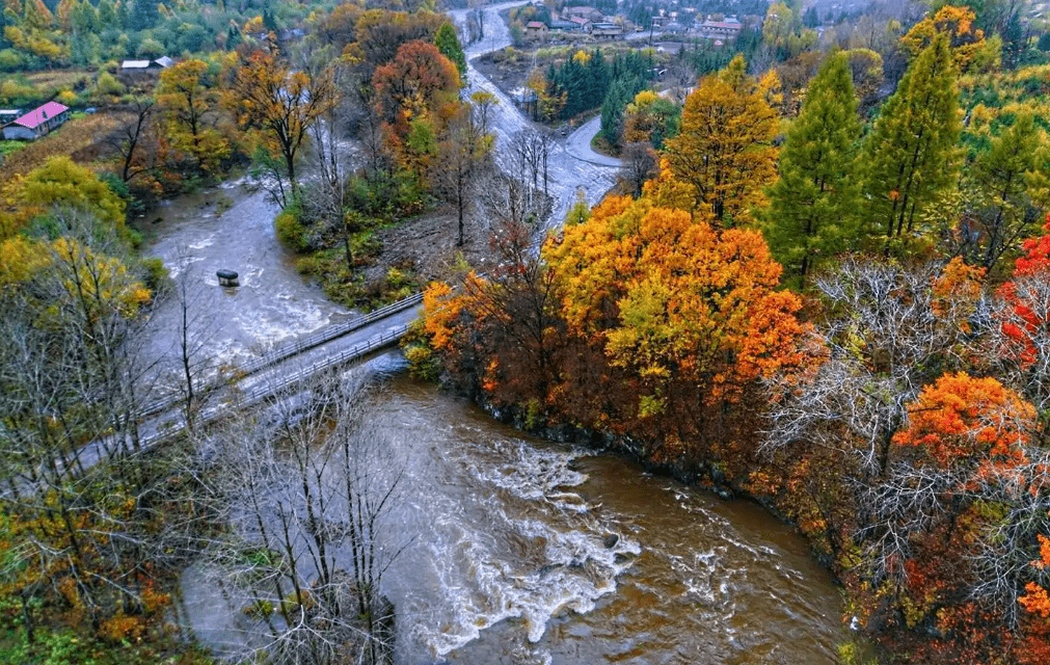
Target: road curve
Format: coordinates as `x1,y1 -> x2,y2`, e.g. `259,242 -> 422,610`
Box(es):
564,115 -> 622,168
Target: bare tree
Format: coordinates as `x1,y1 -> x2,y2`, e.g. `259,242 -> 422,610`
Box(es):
436,93 -> 496,246
199,368 -> 406,665
109,98 -> 156,183
617,142 -> 658,198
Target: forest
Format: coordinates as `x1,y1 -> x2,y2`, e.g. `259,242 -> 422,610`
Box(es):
0,0 -> 1049,662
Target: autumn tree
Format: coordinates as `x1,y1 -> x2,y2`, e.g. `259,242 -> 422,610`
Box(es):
435,91 -> 495,246
541,195 -> 811,454
621,89 -> 680,150
993,222 -> 1050,416
860,372 -> 1049,662
156,59 -> 230,175
227,48 -> 338,205
19,156 -> 125,233
372,40 -> 460,126
663,55 -> 779,226
901,4 -> 987,72
761,52 -> 862,286
860,33 -> 961,252
372,40 -> 460,186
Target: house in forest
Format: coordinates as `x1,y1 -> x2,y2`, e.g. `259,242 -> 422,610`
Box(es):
121,57 -> 174,72
1,102 -> 70,140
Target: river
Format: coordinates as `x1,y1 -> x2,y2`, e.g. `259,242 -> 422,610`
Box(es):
149,3 -> 846,661
177,354 -> 845,664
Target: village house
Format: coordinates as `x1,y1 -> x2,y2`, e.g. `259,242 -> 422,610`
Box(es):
525,20 -> 549,39
120,57 -> 175,73
569,15 -> 593,32
592,22 -> 623,38
697,17 -> 742,40
563,5 -> 604,23
548,19 -> 578,33
1,101 -> 70,141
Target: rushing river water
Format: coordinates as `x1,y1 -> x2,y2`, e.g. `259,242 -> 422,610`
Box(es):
177,354 -> 846,664
366,362 -> 846,664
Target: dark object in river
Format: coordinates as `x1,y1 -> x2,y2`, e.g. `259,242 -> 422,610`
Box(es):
603,533 -> 619,548
217,269 -> 239,287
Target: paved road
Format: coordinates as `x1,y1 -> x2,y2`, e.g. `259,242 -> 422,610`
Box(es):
454,2 -> 621,235
564,115 -> 622,168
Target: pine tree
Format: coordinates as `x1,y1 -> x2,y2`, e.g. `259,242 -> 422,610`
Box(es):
968,113 -> 1045,269
762,52 -> 861,286
435,22 -> 467,80
861,33 -> 961,251
129,0 -> 159,31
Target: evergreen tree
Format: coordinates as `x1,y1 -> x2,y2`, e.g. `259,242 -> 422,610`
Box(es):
129,0 -> 159,31
600,80 -> 628,145
435,22 -> 467,80
802,6 -> 819,28
861,33 -> 961,250
967,113 -> 1045,269
762,52 -> 861,286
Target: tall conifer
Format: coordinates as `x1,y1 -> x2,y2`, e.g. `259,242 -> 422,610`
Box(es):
861,33 -> 961,251
762,52 -> 861,285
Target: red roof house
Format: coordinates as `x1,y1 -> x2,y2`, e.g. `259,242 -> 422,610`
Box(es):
2,101 -> 70,140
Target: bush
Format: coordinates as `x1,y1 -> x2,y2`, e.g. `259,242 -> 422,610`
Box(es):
0,49 -> 24,72
95,71 -> 125,97
275,206 -> 309,252
140,257 -> 169,293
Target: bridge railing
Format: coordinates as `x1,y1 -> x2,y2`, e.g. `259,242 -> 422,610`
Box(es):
137,324 -> 412,452
139,292 -> 423,418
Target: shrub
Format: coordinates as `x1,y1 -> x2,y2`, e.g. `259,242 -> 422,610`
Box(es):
275,206 -> 308,252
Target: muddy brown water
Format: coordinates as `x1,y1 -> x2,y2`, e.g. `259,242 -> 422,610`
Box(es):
178,358 -> 846,664
360,361 -> 844,664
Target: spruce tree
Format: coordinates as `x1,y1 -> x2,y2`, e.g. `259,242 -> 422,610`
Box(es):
435,22 -> 467,80
762,52 -> 861,286
861,33 -> 961,251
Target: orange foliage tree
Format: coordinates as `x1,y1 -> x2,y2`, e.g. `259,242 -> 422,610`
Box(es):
421,191 -> 813,466
900,4 -> 988,72
859,372 -> 1047,663
372,40 -> 461,185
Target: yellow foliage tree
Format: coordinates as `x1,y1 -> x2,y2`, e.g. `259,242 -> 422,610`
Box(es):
662,55 -> 779,226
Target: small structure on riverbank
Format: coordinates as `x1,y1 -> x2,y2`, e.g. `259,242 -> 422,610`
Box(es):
217,269 -> 239,287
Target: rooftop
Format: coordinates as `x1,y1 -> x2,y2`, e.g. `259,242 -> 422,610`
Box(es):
12,102 -> 69,130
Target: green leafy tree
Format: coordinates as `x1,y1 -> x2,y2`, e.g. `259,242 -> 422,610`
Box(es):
964,113 -> 1046,269
434,22 -> 466,80
761,52 -> 862,286
861,33 -> 961,251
